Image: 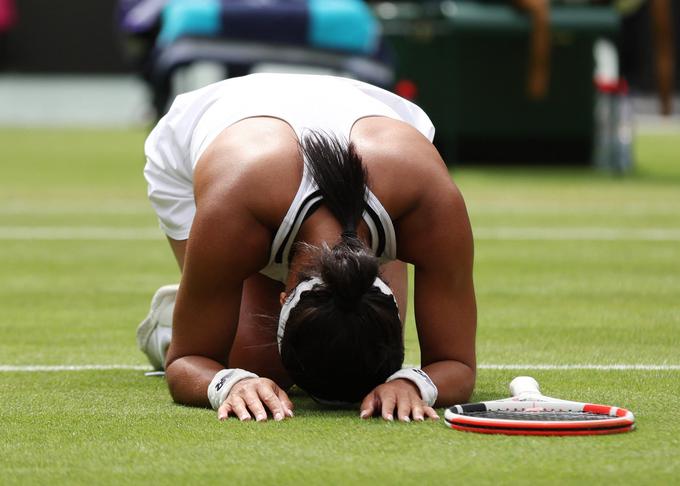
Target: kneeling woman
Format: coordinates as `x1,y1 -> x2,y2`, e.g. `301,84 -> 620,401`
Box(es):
139,73 -> 476,422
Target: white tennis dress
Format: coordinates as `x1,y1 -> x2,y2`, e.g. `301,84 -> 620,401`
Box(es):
144,73 -> 435,282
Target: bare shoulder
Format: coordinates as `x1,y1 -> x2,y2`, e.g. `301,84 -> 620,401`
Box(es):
193,117 -> 303,229
183,117 -> 303,281
352,117 -> 470,266
351,117 -> 458,216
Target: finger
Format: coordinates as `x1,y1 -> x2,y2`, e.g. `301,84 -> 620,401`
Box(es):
257,384 -> 285,421
380,392 -> 396,421
412,403 -> 425,422
424,406 -> 440,420
277,388 -> 295,417
396,392 -> 412,422
230,396 -> 252,421
243,388 -> 268,422
359,392 -> 377,419
217,402 -> 231,421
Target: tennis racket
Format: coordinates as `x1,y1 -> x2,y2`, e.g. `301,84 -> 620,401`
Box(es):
445,376 -> 635,436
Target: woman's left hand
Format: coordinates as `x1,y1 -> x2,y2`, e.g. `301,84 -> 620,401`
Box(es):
359,379 -> 439,422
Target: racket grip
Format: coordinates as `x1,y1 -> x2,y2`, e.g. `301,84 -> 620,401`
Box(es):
509,376 -> 541,397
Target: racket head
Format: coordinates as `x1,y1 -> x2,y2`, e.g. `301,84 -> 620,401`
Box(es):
445,377 -> 635,436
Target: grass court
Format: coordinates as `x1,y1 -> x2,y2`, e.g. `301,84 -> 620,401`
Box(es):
1,127 -> 679,484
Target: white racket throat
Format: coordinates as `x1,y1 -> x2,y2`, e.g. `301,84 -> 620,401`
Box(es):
509,376 -> 541,398
508,376 -> 570,404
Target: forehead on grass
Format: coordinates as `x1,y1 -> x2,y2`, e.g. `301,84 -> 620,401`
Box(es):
1,128 -> 679,483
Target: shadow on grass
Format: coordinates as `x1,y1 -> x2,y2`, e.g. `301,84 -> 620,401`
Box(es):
289,386 -> 503,415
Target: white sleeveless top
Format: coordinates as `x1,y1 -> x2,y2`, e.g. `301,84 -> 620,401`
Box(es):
144,73 -> 435,282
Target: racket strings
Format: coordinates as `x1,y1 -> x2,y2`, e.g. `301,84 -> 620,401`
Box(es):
464,410 -> 615,422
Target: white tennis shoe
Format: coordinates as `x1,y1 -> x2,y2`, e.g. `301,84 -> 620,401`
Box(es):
136,284 -> 178,370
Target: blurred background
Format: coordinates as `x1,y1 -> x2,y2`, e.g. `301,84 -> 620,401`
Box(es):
0,0 -> 678,169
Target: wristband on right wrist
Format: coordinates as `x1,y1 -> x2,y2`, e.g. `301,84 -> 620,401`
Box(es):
207,368 -> 258,410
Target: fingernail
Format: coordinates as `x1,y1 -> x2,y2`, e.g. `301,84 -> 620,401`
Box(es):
240,415 -> 251,421
274,412 -> 283,421
360,410 -> 368,419
286,408 -> 294,418
402,416 -> 411,423
256,414 -> 266,422
386,414 -> 393,421
218,413 -> 227,421
414,415 -> 424,422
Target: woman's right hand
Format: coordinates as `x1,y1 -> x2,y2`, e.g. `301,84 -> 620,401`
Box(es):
217,377 -> 294,422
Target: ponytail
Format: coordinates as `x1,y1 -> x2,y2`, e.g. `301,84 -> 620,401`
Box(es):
278,131 -> 404,403
300,130 -> 367,239
300,130 -> 375,305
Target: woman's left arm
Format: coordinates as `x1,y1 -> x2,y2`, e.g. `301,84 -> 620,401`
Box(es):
409,174 -> 476,406
359,178 -> 476,420
356,123 -> 476,419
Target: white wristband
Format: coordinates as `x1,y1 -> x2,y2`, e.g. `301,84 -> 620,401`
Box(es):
207,368 -> 259,410
386,368 -> 438,407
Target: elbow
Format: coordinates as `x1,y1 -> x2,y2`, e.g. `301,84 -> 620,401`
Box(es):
163,356 -> 213,408
164,363 -> 184,404
457,363 -> 476,404
164,359 -> 198,407
432,360 -> 476,407
462,365 -> 477,402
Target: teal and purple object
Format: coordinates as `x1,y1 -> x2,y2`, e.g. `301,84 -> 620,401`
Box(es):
120,0 -> 379,55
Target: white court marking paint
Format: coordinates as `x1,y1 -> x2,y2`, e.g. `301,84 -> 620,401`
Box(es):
0,364 -> 151,372
2,226 -> 680,241
1,364 -> 679,372
0,227 -> 162,240
476,364 -> 680,371
473,227 -> 680,241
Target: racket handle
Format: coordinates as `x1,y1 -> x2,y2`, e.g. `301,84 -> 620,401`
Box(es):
509,376 -> 541,397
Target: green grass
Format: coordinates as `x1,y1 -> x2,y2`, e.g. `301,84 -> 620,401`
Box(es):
1,128 -> 679,485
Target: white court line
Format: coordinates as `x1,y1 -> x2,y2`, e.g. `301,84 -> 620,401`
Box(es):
2,226 -> 680,241
0,227 -> 162,240
0,364 -> 151,372
0,205 -> 151,215
477,364 -> 680,371
468,205 -> 680,216
474,227 -> 680,241
2,204 -> 678,217
1,364 -> 679,372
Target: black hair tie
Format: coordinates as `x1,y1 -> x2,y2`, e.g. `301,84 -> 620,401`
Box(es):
341,230 -> 358,239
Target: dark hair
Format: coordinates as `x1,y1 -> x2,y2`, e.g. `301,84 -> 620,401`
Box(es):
279,131 -> 404,403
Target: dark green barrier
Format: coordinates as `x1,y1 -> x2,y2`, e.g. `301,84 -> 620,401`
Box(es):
375,1 -> 620,163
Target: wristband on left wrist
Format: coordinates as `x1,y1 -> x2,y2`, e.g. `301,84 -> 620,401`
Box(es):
385,368 -> 438,406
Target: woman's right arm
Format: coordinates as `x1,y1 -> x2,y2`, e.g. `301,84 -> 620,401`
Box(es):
163,170 -> 292,420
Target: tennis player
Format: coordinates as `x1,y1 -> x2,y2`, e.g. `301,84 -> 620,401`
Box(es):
139,73 -> 476,423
